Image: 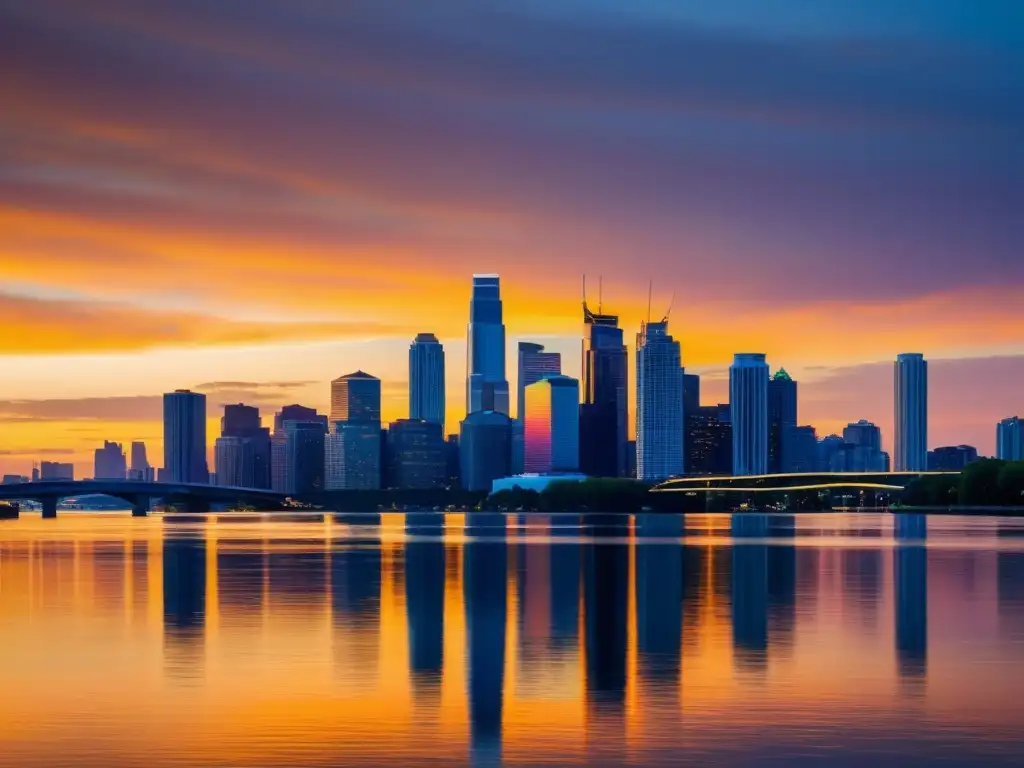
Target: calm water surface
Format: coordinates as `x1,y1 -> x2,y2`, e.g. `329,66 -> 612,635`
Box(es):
2,511 -> 1024,766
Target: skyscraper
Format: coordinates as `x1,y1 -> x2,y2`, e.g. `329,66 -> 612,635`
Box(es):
466,275 -> 509,416
513,342 -> 562,473
523,375 -> 580,474
730,354 -> 769,476
997,416 -> 1023,460
894,353 -> 928,472
163,390 -> 208,484
635,319 -> 683,482
326,371 -> 382,490
385,419 -> 446,489
768,369 -> 797,474
272,419 -> 325,495
274,404 -> 328,433
842,419 -> 886,472
580,287 -> 628,477
215,403 -> 271,488
409,333 -> 446,427
94,441 -> 127,479
128,441 -> 152,481
460,411 -> 512,492
686,404 -> 733,475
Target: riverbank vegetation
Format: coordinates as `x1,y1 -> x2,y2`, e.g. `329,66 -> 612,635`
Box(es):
901,459 -> 1024,507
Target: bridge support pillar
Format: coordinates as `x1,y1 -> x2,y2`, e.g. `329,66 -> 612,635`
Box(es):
41,498 -> 58,519
131,496 -> 150,517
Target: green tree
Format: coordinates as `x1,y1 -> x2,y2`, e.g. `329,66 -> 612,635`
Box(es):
959,459 -> 1007,506
997,461 -> 1024,507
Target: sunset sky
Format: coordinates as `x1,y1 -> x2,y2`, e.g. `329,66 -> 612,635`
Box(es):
1,0 -> 1022,475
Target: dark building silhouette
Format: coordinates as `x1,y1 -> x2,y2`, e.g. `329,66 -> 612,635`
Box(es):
768,369 -> 798,474
635,515 -> 683,689
272,420 -> 325,495
894,515 -> 928,685
463,513 -> 508,764
927,445 -> 979,471
786,425 -> 818,473
216,403 -> 271,489
275,404 -> 328,433
39,461 -> 74,480
163,389 -> 208,484
386,419 -> 446,489
222,403 -> 262,436
460,411 -> 512,492
445,434 -> 461,488
581,291 -> 628,478
94,440 -> 127,479
686,404 -> 732,475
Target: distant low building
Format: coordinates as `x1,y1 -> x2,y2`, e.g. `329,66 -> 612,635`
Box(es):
94,441 -> 127,480
1,475 -> 28,485
928,445 -> 979,471
40,461 -> 74,481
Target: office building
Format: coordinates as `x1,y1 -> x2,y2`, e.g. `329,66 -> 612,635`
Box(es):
128,441 -> 152,481
730,354 -> 769,476
94,441 -> 127,480
635,319 -> 684,482
409,333 -> 446,427
331,371 -> 382,424
513,342 -> 562,473
326,371 -> 382,490
39,461 -> 74,481
580,287 -> 628,477
163,389 -> 208,484
215,403 -> 271,489
928,445 -> 979,471
466,275 -> 510,416
997,417 -> 1023,460
842,419 -> 887,472
787,426 -> 818,473
271,406 -> 327,495
2,475 -> 28,485
460,411 -> 512,492
894,353 -> 928,472
523,375 -> 580,474
768,369 -> 797,474
686,404 -> 732,475
385,419 -> 446,489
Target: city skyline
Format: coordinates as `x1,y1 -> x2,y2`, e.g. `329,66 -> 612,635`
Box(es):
2,2 -> 1022,475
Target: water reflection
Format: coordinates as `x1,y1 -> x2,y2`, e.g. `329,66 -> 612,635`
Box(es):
1,512 -> 1024,766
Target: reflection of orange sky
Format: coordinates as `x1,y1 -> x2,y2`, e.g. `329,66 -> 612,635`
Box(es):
2,514 -> 1024,765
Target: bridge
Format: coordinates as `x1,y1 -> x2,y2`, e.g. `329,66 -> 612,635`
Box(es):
0,480 -> 287,518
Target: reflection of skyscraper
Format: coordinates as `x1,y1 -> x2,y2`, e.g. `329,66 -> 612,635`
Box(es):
581,287 -> 628,478
409,333 -> 446,427
523,375 -> 580,474
467,275 -> 510,416
997,524 -> 1024,639
583,516 -> 629,705
767,515 -> 797,652
731,514 -> 768,671
549,514 -> 582,648
331,514 -> 382,681
405,513 -> 445,701
894,353 -> 928,472
768,369 -> 797,474
730,354 -> 769,476
163,538 -> 206,680
894,515 -> 928,685
163,389 -> 208,483
636,320 -> 684,481
464,513 -> 508,764
635,515 -> 683,689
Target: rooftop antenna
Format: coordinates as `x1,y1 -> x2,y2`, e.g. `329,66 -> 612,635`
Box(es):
662,291 -> 676,324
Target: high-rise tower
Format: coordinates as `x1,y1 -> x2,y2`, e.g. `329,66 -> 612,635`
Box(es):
512,342 -> 562,473
466,275 -> 509,416
894,353 -> 928,472
730,354 -> 769,476
409,333 -> 446,427
768,368 -> 798,474
163,390 -> 208,483
580,279 -> 627,477
326,371 -> 382,490
523,375 -> 580,474
635,319 -> 683,482
997,416 -> 1023,460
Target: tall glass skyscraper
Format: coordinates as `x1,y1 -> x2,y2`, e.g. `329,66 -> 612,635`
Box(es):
513,342 -> 561,473
466,275 -> 509,416
894,353 -> 928,472
768,368 -> 797,474
327,371 -> 382,489
635,320 -> 683,482
409,333 -> 446,427
523,374 -> 579,474
163,389 -> 208,483
580,295 -> 627,477
730,354 -> 769,476
997,416 -> 1022,460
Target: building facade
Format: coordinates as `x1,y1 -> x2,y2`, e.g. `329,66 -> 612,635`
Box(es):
768,369 -> 797,474
466,274 -> 510,416
40,461 -> 74,481
997,416 -> 1023,460
635,320 -> 683,482
686,404 -> 732,475
409,333 -> 446,427
841,419 -> 887,472
928,445 -> 979,471
581,295 -> 628,477
128,441 -> 152,481
271,406 -> 327,495
513,342 -> 562,474
523,375 -> 580,474
94,441 -> 127,480
331,371 -> 382,424
787,425 -> 818,473
460,411 -> 512,492
216,403 -> 271,489
730,354 -> 769,476
894,353 -> 928,472
385,419 -> 446,489
327,371 -> 382,490
163,389 -> 208,484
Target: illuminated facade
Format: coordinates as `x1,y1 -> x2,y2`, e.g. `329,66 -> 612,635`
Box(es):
513,342 -> 562,473
523,375 -> 579,474
894,353 -> 928,472
409,333 -> 446,427
466,275 -> 510,416
997,416 -> 1023,460
327,371 -> 382,490
730,354 -> 769,476
331,371 -> 382,424
635,320 -> 683,482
